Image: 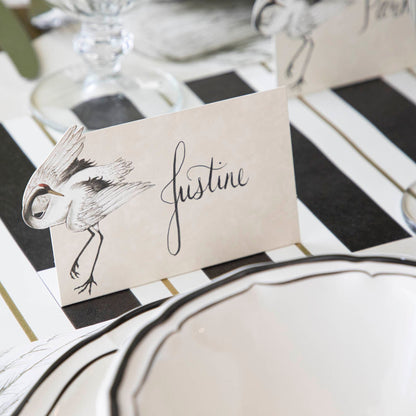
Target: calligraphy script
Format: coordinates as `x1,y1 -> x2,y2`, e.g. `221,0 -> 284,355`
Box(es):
361,0 -> 408,32
160,141 -> 249,256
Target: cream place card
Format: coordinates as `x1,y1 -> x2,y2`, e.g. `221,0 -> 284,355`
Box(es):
22,88 -> 299,305
253,0 -> 416,95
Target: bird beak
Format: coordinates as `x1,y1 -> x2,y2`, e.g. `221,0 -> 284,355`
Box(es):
47,189 -> 64,197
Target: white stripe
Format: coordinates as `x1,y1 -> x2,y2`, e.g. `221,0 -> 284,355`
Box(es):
131,281 -> 172,305
289,98 -> 412,234
0,220 -> 73,338
131,91 -> 177,119
383,70 -> 416,107
0,52 -> 32,123
0,296 -> 29,350
302,89 -> 416,191
169,270 -> 210,293
182,83 -> 205,109
357,236 -> 416,260
236,64 -> 276,92
37,268 -> 61,303
3,117 -> 54,167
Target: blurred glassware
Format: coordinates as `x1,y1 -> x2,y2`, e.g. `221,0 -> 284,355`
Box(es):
30,0 -> 183,132
128,0 -> 260,62
31,0 -> 267,64
401,0 -> 416,232
30,7 -> 74,29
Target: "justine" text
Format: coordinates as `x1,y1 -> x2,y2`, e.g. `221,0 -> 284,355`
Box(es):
160,141 -> 249,256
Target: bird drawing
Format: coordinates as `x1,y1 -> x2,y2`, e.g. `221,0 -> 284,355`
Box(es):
252,0 -> 353,88
22,126 -> 154,295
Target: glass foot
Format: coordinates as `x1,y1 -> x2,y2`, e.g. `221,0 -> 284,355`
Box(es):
30,61 -> 183,132
402,182 -> 416,232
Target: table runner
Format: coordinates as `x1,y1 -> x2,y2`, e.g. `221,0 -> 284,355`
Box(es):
1,63 -> 416,350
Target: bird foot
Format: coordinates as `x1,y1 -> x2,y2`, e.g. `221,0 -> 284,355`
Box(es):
286,64 -> 294,78
290,77 -> 304,90
70,260 -> 80,279
74,275 -> 97,295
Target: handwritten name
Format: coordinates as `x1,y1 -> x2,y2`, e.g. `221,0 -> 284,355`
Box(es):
361,0 -> 408,32
160,141 -> 249,256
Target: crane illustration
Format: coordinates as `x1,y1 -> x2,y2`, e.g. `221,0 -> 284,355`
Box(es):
252,0 -> 353,87
22,126 -> 154,295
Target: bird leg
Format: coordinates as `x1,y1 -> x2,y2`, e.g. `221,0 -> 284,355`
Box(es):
286,37 -> 308,78
70,227 -> 96,279
74,227 -> 103,295
291,37 -> 314,89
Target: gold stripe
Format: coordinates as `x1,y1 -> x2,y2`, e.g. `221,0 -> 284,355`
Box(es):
260,61 -> 274,73
161,278 -> 179,296
0,282 -> 37,342
158,92 -> 174,107
407,67 -> 416,78
295,242 -> 312,256
31,116 -> 57,145
298,96 -> 405,193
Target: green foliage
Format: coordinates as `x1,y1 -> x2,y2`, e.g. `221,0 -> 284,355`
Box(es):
0,0 -> 40,79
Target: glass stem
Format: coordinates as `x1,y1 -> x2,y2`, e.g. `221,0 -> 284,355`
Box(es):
73,16 -> 134,80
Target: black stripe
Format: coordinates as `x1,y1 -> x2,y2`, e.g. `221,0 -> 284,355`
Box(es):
186,71 -> 255,104
0,124 -> 54,271
203,252 -> 272,279
62,289 -> 141,328
334,79 -> 416,161
72,94 -> 144,130
291,126 -> 410,251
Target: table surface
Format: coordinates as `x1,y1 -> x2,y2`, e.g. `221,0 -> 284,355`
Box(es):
1,18 -> 416,352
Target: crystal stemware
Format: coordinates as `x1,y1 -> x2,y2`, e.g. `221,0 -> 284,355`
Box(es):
30,0 -> 183,132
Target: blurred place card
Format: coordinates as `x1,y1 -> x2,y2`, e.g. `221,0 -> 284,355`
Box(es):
47,88 -> 299,305
267,0 -> 416,95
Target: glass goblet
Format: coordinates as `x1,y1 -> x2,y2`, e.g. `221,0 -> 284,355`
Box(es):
30,0 -> 183,132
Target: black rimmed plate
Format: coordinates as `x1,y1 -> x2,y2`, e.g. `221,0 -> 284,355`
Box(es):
10,299 -> 166,416
98,255 -> 416,416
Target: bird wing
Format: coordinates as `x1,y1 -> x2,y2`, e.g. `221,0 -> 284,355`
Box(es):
87,157 -> 135,184
308,0 -> 353,28
45,126 -> 86,184
72,181 -> 154,229
27,126 -> 86,191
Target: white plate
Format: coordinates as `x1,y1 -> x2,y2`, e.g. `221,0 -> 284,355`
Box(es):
11,299 -> 165,416
99,255 -> 416,416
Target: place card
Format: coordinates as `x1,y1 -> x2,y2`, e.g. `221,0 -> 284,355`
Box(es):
23,88 -> 299,305
255,0 -> 416,95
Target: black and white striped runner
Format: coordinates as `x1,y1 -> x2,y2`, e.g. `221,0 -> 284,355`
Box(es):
1,65 -> 415,347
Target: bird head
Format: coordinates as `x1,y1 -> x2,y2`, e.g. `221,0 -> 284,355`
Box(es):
22,183 -> 65,229
252,0 -> 289,35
